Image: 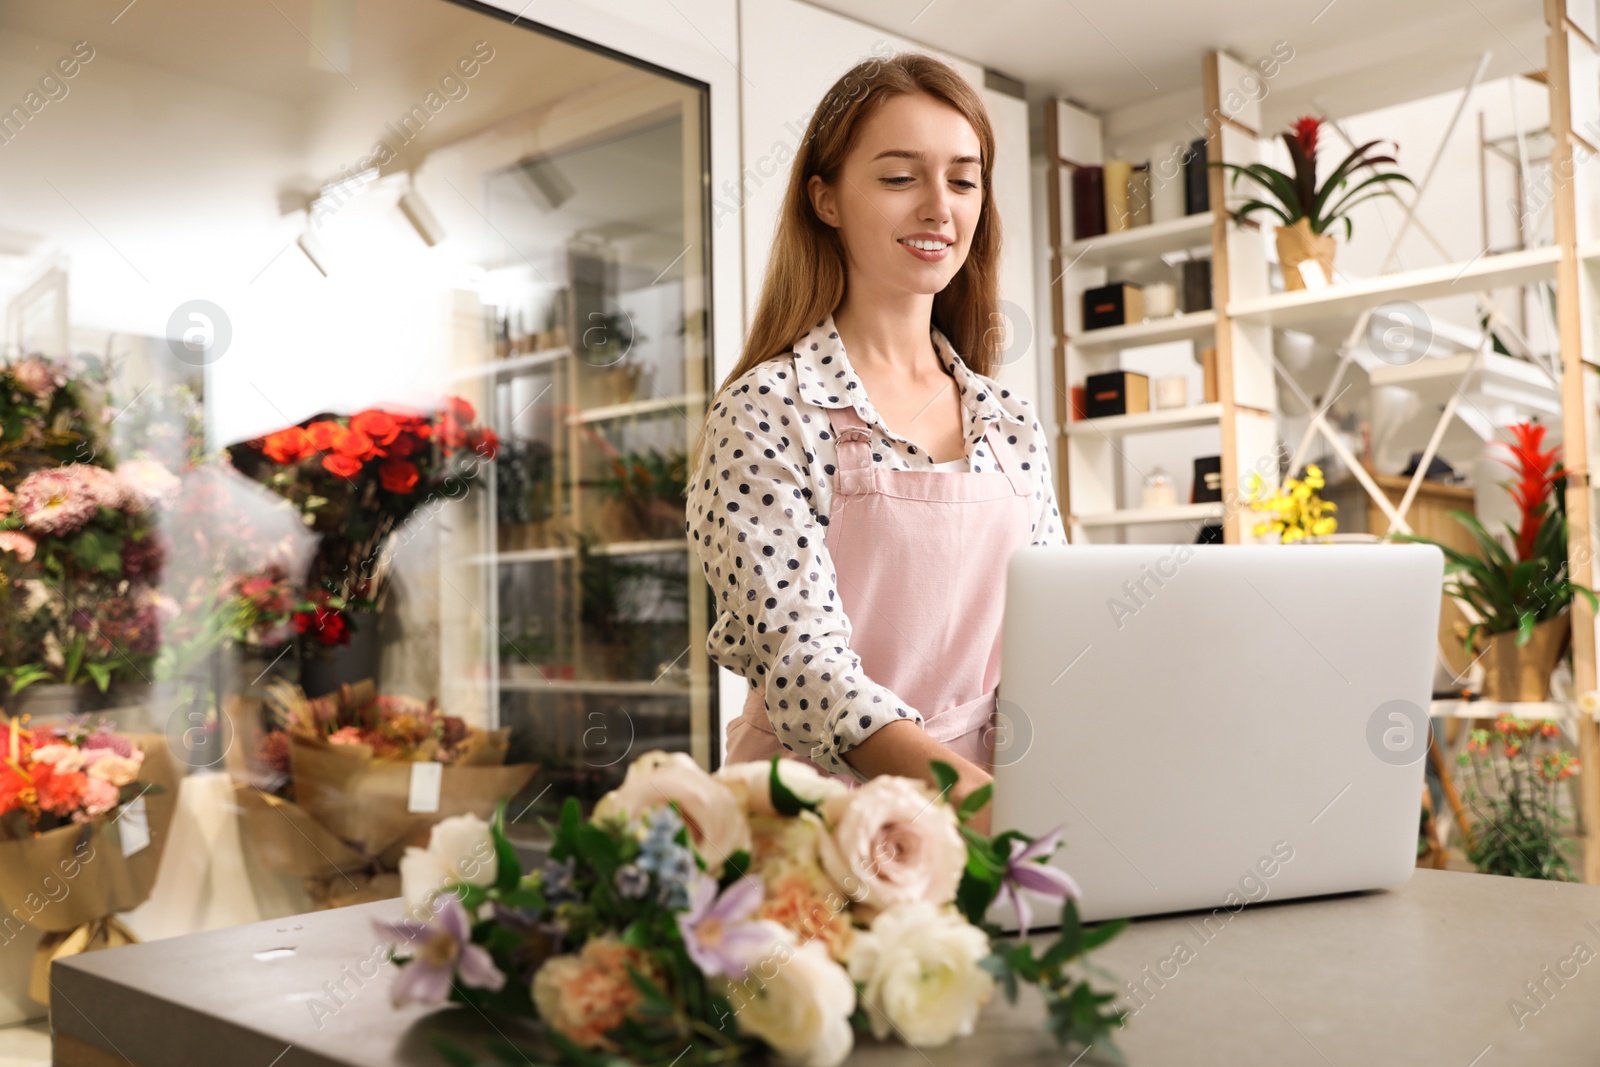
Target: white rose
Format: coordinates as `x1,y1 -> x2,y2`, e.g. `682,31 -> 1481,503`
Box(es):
398,813 -> 497,915
715,758 -> 849,817
817,776 -> 964,911
594,751 -> 750,875
721,938 -> 855,1067
848,901 -> 994,1047
31,744 -> 86,774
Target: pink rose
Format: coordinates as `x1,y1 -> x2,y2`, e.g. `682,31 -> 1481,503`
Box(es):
81,777 -> 121,818
11,357 -> 57,399
817,775 -> 966,912
31,743 -> 86,773
0,485 -> 12,519
592,750 -> 750,876
0,531 -> 37,562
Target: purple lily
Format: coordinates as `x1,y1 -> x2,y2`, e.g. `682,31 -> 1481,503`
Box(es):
1002,826 -> 1082,938
676,874 -> 786,978
373,893 -> 505,1007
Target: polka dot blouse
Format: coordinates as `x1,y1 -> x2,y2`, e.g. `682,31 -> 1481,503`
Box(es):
687,312 -> 1067,777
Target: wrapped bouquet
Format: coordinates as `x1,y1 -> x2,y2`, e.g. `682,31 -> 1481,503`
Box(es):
237,680 -> 536,908
376,752 -> 1127,1066
0,715 -> 178,1004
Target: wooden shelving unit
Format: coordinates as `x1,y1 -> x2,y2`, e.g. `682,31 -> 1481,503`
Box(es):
1045,10 -> 1600,879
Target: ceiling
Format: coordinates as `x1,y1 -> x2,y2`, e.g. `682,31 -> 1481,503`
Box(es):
805,0 -> 1550,145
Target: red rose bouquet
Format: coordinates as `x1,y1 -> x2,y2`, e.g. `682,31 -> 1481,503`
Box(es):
231,399 -> 498,650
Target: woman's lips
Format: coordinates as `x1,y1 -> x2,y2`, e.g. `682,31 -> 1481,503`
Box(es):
898,237 -> 951,262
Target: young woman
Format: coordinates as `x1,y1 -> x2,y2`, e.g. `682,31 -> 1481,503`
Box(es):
687,53 -> 1066,825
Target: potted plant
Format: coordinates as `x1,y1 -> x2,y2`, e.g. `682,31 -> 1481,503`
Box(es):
495,438 -> 559,551
1211,116 -> 1413,290
1456,713 -> 1579,880
1391,420 -> 1597,701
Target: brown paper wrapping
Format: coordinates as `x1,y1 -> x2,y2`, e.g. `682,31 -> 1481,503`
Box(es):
286,736 -> 534,860
0,735 -> 179,1005
0,735 -> 179,932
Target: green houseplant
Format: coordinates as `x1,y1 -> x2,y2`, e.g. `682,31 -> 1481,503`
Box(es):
1211,116 -> 1413,290
1390,420 -> 1597,700
1457,712 -> 1579,880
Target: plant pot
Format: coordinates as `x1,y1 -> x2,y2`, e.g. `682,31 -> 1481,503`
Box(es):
1275,218 -> 1336,291
1478,615 -> 1569,702
5,682 -> 94,723
298,609 -> 383,698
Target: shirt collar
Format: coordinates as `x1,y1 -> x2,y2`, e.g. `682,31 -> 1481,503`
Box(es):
790,312 -> 1026,430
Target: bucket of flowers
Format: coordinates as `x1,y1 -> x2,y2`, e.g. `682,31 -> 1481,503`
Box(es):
374,752 -> 1127,1066
0,714 -> 179,1005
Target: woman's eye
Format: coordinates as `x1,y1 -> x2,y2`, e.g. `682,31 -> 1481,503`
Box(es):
953,179 -> 978,190
881,176 -> 913,185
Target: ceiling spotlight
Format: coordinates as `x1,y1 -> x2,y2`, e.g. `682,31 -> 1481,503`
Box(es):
516,156 -> 574,212
398,185 -> 445,247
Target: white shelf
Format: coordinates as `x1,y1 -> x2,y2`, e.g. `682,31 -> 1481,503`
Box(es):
1073,310 -> 1217,352
465,546 -> 573,565
570,394 -> 706,423
1366,351 -> 1560,416
451,347 -> 570,382
489,677 -> 692,695
1063,212 -> 1215,267
1066,402 -> 1223,437
1073,502 -> 1224,528
592,538 -> 688,555
1227,246 -> 1563,329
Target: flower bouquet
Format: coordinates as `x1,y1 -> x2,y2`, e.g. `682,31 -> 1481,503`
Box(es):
0,714 -> 178,1005
0,450 -> 180,703
1244,463 -> 1337,544
232,399 -> 500,651
375,752 -> 1127,1066
234,680 -> 536,909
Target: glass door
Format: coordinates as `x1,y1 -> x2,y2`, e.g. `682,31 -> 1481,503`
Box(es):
435,67 -> 713,830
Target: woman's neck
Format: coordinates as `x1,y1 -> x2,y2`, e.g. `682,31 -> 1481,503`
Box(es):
832,290 -> 939,377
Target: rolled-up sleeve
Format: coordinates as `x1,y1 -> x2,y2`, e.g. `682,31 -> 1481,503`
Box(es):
687,377 -> 923,779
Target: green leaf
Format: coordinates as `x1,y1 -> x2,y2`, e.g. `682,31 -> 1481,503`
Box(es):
84,662 -> 112,692
490,798 -> 520,892
958,783 -> 994,821
956,869 -> 1000,926
928,759 -> 960,800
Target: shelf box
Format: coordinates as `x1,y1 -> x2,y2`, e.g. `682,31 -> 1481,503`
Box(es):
1062,212 -> 1215,268
1065,402 -> 1223,437
1073,502 -> 1224,528
1072,310 -> 1217,352
1226,246 -> 1563,329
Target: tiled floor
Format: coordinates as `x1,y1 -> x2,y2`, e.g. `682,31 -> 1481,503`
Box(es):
0,1021 -> 49,1067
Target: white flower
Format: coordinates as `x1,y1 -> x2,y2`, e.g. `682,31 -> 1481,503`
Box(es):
817,775 -> 964,911
30,744 -> 85,774
115,458 -> 181,512
848,901 -> 994,1047
721,937 -> 856,1067
594,751 -> 750,875
1578,690 -> 1600,716
398,814 -> 497,915
715,758 -> 850,817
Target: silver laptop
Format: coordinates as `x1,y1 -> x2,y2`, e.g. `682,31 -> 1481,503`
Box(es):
988,543 -> 1444,926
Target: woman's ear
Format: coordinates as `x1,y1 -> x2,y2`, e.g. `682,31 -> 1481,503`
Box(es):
807,174 -> 840,228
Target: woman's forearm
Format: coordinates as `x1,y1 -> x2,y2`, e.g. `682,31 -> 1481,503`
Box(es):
841,719 -> 993,831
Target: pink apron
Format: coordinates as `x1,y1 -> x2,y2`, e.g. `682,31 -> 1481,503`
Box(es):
723,402 -> 1034,781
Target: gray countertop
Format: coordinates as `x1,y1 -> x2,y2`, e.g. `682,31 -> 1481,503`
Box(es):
52,869 -> 1600,1066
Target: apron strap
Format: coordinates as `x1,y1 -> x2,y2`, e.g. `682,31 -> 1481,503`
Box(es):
980,421 -> 1033,496
829,405 -> 876,495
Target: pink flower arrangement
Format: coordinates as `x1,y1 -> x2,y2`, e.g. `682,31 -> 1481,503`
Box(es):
13,464 -> 116,534
0,716 -> 150,830
10,357 -> 59,400
114,457 -> 181,512
0,531 -> 35,562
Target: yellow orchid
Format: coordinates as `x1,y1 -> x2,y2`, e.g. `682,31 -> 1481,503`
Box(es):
1246,465 -> 1338,544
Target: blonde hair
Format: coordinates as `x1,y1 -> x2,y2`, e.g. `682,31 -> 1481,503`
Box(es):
692,52 -> 1001,471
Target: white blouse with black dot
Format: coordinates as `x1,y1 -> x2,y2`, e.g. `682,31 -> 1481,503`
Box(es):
687,312 -> 1067,777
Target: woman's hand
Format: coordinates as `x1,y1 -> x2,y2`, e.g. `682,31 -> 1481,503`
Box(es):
841,719 -> 994,832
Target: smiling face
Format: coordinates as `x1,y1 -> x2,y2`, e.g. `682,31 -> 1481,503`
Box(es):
807,92 -> 984,299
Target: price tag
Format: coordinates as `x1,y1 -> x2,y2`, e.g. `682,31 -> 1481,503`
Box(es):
408,762 -> 443,814
117,796 -> 151,857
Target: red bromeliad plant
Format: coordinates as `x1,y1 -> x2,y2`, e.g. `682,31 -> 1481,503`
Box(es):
232,399 -> 499,646
1393,419 -> 1597,649
1212,115 -> 1413,239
